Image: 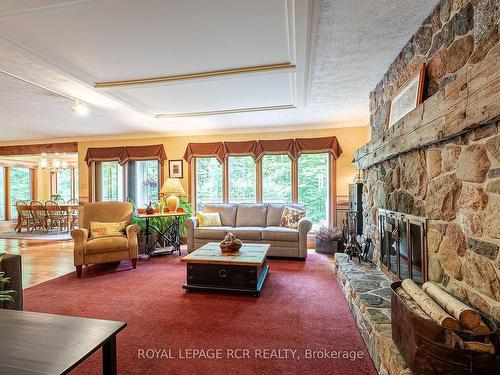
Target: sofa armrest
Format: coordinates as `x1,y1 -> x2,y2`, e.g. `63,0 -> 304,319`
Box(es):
126,224 -> 141,259
298,217 -> 313,259
184,217 -> 198,253
71,228 -> 89,266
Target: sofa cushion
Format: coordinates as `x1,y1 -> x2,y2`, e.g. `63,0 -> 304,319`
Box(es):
266,203 -> 305,226
85,236 -> 129,254
230,227 -> 263,240
194,226 -> 233,240
235,204 -> 267,227
203,204 -> 237,227
280,206 -> 306,229
196,211 -> 221,227
262,226 -> 299,242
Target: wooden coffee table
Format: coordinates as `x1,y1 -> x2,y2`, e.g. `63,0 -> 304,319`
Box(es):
181,242 -> 270,296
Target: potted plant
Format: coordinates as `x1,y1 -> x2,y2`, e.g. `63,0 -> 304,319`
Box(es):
153,197 -> 193,246
315,225 -> 344,255
0,253 -> 15,306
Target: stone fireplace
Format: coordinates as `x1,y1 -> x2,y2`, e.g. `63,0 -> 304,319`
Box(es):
334,1 -> 499,374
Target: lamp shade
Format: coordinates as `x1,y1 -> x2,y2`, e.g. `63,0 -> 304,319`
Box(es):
161,178 -> 186,196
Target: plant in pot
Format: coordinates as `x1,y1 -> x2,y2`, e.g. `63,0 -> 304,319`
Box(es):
0,253 -> 15,305
315,225 -> 344,255
153,197 -> 193,247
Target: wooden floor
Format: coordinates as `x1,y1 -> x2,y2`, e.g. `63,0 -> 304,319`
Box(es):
0,239 -> 74,288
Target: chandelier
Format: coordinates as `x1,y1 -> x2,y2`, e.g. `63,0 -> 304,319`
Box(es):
40,154 -> 69,174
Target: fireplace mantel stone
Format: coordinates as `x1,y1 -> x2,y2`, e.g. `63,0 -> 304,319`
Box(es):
333,253 -> 412,375
355,44 -> 499,170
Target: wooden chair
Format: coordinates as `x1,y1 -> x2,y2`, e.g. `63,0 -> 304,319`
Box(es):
67,199 -> 79,229
15,201 -> 33,233
30,201 -> 48,232
45,201 -> 67,234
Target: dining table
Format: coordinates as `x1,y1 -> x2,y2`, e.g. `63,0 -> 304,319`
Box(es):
15,204 -> 79,233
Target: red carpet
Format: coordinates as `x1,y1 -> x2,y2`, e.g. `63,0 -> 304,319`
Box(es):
24,252 -> 377,375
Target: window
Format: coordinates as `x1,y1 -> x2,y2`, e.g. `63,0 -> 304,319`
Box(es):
228,156 -> 256,203
0,168 -> 4,220
298,153 -> 329,228
57,169 -> 72,202
131,160 -> 159,208
100,162 -> 124,201
262,155 -> 292,203
195,157 -> 223,210
10,168 -> 32,219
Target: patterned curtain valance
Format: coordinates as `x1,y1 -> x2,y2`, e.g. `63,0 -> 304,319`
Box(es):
85,144 -> 167,166
183,137 -> 343,163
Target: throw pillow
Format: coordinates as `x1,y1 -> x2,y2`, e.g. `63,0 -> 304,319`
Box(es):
196,211 -> 222,227
279,206 -> 305,229
90,221 -> 127,239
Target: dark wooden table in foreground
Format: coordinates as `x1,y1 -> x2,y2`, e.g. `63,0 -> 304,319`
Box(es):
0,309 -> 126,375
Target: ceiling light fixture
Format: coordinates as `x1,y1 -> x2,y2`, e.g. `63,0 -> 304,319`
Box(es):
72,101 -> 89,116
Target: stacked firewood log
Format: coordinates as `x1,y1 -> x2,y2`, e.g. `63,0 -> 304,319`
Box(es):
396,279 -> 496,354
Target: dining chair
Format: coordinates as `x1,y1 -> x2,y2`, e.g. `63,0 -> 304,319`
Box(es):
45,201 -> 67,234
67,199 -> 79,229
15,201 -> 33,233
30,200 -> 48,232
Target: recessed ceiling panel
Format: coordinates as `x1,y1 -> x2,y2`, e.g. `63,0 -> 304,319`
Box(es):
106,72 -> 295,115
0,0 -> 291,82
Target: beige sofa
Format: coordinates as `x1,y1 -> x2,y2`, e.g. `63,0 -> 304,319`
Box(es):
185,203 -> 312,259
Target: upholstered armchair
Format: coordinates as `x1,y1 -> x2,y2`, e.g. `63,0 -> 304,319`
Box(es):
70,201 -> 140,278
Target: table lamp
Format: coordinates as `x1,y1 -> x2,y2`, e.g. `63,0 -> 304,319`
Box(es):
161,178 -> 186,212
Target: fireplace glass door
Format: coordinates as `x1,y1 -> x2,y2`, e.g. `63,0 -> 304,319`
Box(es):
379,210 -> 427,282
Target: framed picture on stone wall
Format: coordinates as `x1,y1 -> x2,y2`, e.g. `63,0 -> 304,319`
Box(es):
386,64 -> 426,128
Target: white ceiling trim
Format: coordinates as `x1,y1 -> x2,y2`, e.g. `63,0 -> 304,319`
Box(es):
154,104 -> 297,118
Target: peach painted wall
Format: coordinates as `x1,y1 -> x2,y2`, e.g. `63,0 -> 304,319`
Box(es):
76,125 -> 370,202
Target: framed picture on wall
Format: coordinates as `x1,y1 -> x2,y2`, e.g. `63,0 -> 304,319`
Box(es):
386,64 -> 426,128
168,160 -> 183,178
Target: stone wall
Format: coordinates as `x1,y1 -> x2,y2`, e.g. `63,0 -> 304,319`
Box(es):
363,121 -> 500,323
369,0 -> 499,137
361,0 -> 500,326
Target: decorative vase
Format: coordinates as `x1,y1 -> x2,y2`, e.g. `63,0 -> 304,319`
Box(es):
166,194 -> 179,212
146,201 -> 155,214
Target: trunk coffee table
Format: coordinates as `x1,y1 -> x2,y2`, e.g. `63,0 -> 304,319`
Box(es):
181,242 -> 270,296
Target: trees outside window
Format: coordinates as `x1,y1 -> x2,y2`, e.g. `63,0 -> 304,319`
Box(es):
0,168 -> 4,220
134,160 -> 159,208
196,157 -> 222,210
228,156 -> 256,203
57,169 -> 72,202
262,154 -> 291,203
298,153 -> 329,228
10,168 -> 31,219
101,162 -> 124,201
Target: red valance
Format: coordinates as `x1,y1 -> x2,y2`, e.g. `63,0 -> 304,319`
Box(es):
183,137 -> 343,163
295,136 -> 343,159
255,139 -> 298,161
223,141 -> 258,160
85,144 -> 167,166
183,142 -> 226,163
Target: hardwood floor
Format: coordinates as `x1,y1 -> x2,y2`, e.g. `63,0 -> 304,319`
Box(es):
0,239 -> 74,288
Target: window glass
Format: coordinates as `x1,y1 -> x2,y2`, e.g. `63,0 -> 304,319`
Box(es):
228,156 -> 256,203
74,168 -> 79,200
10,168 -> 31,219
298,153 -> 329,228
101,162 -> 124,201
196,157 -> 223,211
57,169 -> 72,202
0,168 -> 4,220
134,160 -> 159,208
262,155 -> 291,203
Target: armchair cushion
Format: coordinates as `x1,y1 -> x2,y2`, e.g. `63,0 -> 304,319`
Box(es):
85,236 -> 129,255
90,221 -> 127,238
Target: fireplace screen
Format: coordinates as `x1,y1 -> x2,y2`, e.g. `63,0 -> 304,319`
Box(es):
379,209 -> 426,282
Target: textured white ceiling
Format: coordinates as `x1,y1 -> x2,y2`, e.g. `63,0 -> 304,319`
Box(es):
0,0 -> 438,142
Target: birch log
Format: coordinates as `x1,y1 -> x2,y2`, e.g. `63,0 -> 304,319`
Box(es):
401,279 -> 462,330
395,287 -> 432,321
422,282 -> 481,329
